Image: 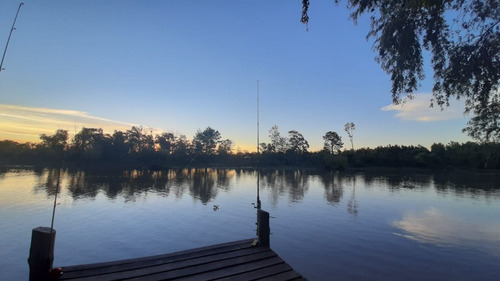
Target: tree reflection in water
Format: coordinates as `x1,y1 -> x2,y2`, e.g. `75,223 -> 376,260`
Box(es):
347,176 -> 358,215
260,170 -> 310,205
320,171 -> 344,205
33,168 -> 63,197
30,168 -> 500,211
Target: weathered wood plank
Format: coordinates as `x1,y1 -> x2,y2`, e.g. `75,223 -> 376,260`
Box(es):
256,269 -> 307,281
57,238 -> 307,281
63,246 -> 270,281
215,263 -> 296,281
59,239 -> 255,279
174,256 -> 285,281
61,238 -> 254,272
125,251 -> 277,281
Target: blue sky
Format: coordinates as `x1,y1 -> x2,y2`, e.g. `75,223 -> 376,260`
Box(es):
0,0 -> 472,152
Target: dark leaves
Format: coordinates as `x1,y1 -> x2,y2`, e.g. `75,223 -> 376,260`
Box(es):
301,0 -> 500,142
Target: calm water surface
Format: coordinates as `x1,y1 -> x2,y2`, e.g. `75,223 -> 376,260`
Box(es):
1,168 -> 499,280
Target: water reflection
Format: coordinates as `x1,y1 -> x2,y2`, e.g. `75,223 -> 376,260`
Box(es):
33,168 -> 63,197
319,172 -> 344,205
347,177 -> 358,215
393,207 -> 500,257
260,170 -> 310,204
28,168 -> 240,204
24,168 -> 500,206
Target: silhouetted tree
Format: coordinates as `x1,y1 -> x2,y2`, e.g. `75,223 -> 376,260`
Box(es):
300,0 -> 500,142
39,129 -> 68,152
72,128 -> 110,160
344,122 -> 355,150
269,125 -> 287,153
171,134 -> 191,158
323,131 -> 343,154
193,127 -> 221,155
156,132 -> 176,154
111,130 -> 129,160
217,139 -> 233,155
125,126 -> 154,153
260,142 -> 274,153
287,130 -> 309,154
463,99 -> 500,142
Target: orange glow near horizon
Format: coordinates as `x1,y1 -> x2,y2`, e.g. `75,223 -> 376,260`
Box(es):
0,104 -> 262,152
0,104 -> 137,143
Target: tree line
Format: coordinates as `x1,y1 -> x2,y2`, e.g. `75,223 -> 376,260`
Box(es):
0,124 -> 499,170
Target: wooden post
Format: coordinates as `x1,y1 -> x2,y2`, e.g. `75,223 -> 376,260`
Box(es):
257,209 -> 270,247
28,227 -> 55,281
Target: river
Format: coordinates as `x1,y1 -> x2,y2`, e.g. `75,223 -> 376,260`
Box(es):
1,167 -> 499,280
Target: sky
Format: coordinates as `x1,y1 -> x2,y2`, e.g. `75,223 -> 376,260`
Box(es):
0,0 -> 472,152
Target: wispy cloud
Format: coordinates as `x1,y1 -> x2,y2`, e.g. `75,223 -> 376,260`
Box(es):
381,93 -> 466,122
0,104 -> 142,143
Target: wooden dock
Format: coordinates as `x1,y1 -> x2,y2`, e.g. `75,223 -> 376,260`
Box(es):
29,210 -> 306,280
56,238 -> 306,281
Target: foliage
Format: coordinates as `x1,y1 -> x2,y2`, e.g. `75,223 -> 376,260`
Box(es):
344,122 -> 355,150
323,131 -> 343,154
155,132 -> 176,154
287,130 -> 310,154
193,127 -> 221,155
1,127 -> 499,170
462,96 -> 500,142
301,0 -> 500,142
218,139 -> 234,155
268,125 -> 288,153
39,129 -> 68,151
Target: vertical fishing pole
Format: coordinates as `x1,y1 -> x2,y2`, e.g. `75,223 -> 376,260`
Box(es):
256,80 -> 261,210
49,148 -> 64,268
0,2 -> 24,73
50,167 -> 61,232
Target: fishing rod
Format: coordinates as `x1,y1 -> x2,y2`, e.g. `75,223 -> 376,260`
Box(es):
0,2 -> 24,73
256,80 -> 261,210
50,166 -> 61,232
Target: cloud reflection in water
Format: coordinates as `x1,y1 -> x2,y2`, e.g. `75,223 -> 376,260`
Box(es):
393,207 -> 500,256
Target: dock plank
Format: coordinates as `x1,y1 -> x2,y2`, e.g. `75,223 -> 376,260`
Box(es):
173,256 -> 285,281
256,270 -> 307,281
72,247 -> 271,281
57,239 -> 307,281
215,263 -> 296,281
61,241 -> 261,279
125,251 -> 277,281
61,238 -> 255,273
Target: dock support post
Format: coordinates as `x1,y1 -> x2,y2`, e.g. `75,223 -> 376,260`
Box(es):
257,209 -> 270,247
28,227 -> 55,281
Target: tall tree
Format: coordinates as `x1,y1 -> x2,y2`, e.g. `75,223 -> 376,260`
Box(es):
172,134 -> 191,157
323,131 -> 343,154
287,130 -> 310,154
217,139 -> 233,155
126,126 -> 154,153
269,125 -> 288,153
73,128 -> 106,151
156,132 -> 176,154
193,127 -> 221,155
72,128 -> 109,160
344,122 -> 355,150
111,130 -> 129,159
39,129 -> 68,151
301,0 -> 500,142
